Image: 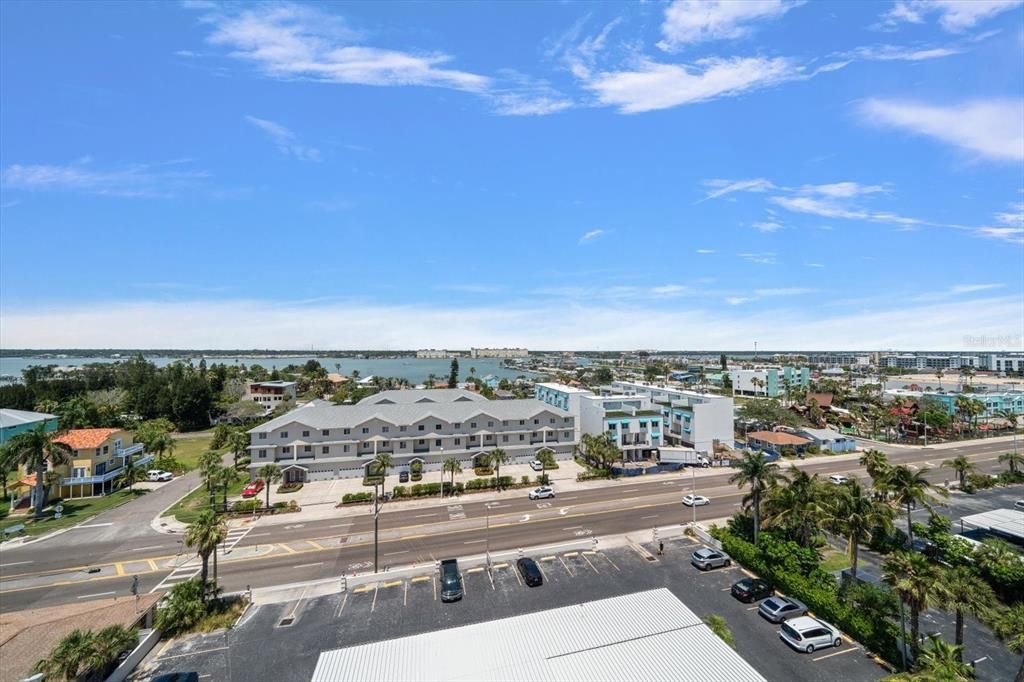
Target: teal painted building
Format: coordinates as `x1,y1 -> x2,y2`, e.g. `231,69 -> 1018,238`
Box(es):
0,409 -> 59,445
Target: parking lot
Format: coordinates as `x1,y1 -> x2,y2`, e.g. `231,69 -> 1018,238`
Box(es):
138,538 -> 887,682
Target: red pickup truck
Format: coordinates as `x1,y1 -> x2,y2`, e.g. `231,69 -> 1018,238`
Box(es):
241,479 -> 265,498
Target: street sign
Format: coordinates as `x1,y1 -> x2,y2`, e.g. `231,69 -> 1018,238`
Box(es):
53,512 -> 62,519
54,504 -> 64,513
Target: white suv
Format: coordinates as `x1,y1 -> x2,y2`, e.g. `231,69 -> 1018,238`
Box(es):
779,616 -> 843,653
147,470 -> 173,482
828,474 -> 849,485
528,486 -> 555,500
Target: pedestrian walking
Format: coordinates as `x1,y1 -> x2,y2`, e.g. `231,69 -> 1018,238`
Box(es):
658,541 -> 664,556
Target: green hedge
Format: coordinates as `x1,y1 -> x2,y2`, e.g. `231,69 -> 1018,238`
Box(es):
713,528 -> 902,666
577,469 -> 612,481
231,499 -> 260,513
362,476 -> 384,487
341,492 -> 373,504
277,482 -> 303,493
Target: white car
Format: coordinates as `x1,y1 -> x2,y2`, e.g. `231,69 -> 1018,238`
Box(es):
779,616 -> 843,653
147,469 -> 173,482
1014,500 -> 1024,511
828,474 -> 850,485
529,460 -> 544,471
682,494 -> 711,507
528,486 -> 555,500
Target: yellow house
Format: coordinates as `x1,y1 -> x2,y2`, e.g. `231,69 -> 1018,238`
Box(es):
19,428 -> 152,498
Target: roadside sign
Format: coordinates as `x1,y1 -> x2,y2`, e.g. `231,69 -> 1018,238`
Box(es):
55,504 -> 64,513
54,512 -> 62,519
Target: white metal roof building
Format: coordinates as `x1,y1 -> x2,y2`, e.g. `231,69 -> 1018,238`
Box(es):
959,508 -> 1024,543
311,589 -> 766,682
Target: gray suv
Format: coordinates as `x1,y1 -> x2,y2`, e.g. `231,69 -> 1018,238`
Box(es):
690,548 -> 731,570
758,596 -> 808,623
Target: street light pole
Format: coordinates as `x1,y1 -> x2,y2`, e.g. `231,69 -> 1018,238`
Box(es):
373,482 -> 380,573
691,466 -> 697,526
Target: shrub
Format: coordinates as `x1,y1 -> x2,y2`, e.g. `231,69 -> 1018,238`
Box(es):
235,456 -> 251,469
805,445 -> 820,455
411,472 -> 422,481
156,578 -> 206,636
704,615 -> 736,649
536,474 -> 550,485
277,482 -> 303,493
474,467 -> 493,476
363,476 -> 384,487
231,499 -> 259,513
410,460 -> 423,474
997,470 -> 1024,485
392,485 -> 408,498
287,500 -> 298,510
341,492 -> 373,504
576,469 -> 612,482
272,501 -> 287,510
781,448 -> 797,458
966,472 -> 997,490
521,475 -> 530,486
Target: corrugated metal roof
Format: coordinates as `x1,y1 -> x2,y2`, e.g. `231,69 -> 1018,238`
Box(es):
311,589 -> 766,682
960,509 -> 1024,541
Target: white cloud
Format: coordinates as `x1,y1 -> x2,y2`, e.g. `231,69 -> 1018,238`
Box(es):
739,252 -> 778,265
695,248 -> 717,254
578,229 -> 606,244
1,160 -> 208,198
753,287 -> 816,296
658,0 -> 804,51
847,44 -> 964,61
651,284 -> 690,296
860,98 -> 1024,162
974,227 -> 1024,244
725,296 -> 753,305
770,194 -> 924,226
799,182 -> 888,198
702,178 -> 775,199
587,56 -> 799,114
881,1 -> 1022,32
488,71 -> 573,116
753,220 -> 783,232
950,283 -> 1005,293
804,262 -> 825,268
245,116 -> 320,161
3,295 -> 1020,350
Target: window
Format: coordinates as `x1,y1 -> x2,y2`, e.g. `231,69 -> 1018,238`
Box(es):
533,419 -> 539,425
519,420 -> 525,425
454,422 -> 461,428
470,422 -> 477,428
550,418 -> 556,424
282,446 -> 292,453
487,421 -> 494,427
502,435 -> 509,442
103,445 -> 109,454
435,424 -> 441,431
454,438 -> 461,445
400,426 -> 407,432
564,417 -> 572,424
435,439 -> 442,446
564,431 -> 571,438
344,445 -> 350,452
73,466 -> 87,478
322,430 -> 330,436
382,426 -> 390,433
259,433 -> 267,440
259,449 -> 267,458
519,434 -> 525,441
322,446 -> 330,454
418,439 -> 425,445
344,428 -> 351,435
400,442 -> 407,449
303,445 -> 312,453
418,425 -> 425,431
302,430 -> 310,437
362,427 -> 369,434
281,431 -> 289,438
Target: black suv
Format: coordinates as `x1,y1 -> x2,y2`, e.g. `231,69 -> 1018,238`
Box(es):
730,577 -> 773,603
516,557 -> 543,587
439,559 -> 463,602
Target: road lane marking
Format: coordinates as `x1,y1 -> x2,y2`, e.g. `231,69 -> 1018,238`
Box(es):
463,539 -> 486,544
132,545 -> 163,552
279,544 -> 298,554
384,550 -> 408,556
641,515 -> 659,520
115,563 -> 125,576
77,591 -> 116,599
293,562 -> 323,569
414,513 -> 438,518
812,648 -> 858,661
156,646 -> 229,661
306,540 -> 325,550
0,561 -> 34,567
71,523 -> 113,529
147,559 -> 158,571
562,526 -> 583,530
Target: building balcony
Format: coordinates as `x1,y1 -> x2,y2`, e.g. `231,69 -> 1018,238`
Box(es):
61,453 -> 154,486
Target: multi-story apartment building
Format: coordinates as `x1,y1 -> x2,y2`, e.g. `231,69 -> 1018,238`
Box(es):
247,389 -> 576,482
469,347 -> 529,358
0,408 -> 57,445
885,389 -> 1024,418
880,354 -> 982,370
604,381 -> 734,456
729,366 -> 810,398
17,427 -> 150,498
246,380 -> 297,410
415,349 -> 459,359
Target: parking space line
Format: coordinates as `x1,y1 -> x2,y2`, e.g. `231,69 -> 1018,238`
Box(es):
746,605 -> 760,611
403,581 -> 408,607
370,583 -> 379,612
600,553 -> 620,572
558,555 -> 575,577
334,593 -> 348,617
740,568 -> 757,578
812,648 -> 858,662
719,587 -> 731,591
432,576 -> 437,601
581,552 -> 599,574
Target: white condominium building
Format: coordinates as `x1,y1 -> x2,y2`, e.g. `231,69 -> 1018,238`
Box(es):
605,381 -> 734,455
469,347 -> 529,358
247,389 -> 575,482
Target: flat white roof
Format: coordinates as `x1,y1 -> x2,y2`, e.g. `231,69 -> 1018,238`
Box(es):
959,509 -> 1024,541
311,588 -> 766,682
535,382 -> 591,394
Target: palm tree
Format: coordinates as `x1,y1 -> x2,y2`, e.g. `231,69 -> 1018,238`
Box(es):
155,578 -> 207,636
974,538 -> 1018,576
939,566 -> 995,658
728,450 -> 782,544
198,450 -> 222,506
763,466 -> 821,546
116,453 -> 142,492
826,480 -> 893,579
370,452 -> 393,481
215,465 -> 243,510
941,455 -> 975,488
148,431 -> 176,461
536,448 -> 557,485
488,448 -> 510,489
226,430 -> 249,469
990,603 -> 1024,682
884,464 -> 946,547
43,470 -> 63,500
999,450 -> 1024,475
184,508 -> 227,599
882,551 -> 945,662
86,625 -> 137,676
935,369 -> 944,390
257,462 -> 282,509
859,448 -> 890,483
442,456 -> 462,495
909,634 -> 973,681
6,424 -> 73,518
0,443 -> 15,500
33,628 -> 94,681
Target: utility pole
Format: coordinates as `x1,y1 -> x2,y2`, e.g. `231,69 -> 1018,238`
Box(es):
373,482 -> 380,573
691,466 -> 697,525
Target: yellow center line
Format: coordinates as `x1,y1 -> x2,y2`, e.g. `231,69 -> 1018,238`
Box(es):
115,563 -> 125,577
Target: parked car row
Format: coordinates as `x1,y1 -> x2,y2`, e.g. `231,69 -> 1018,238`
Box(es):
438,556 -> 545,603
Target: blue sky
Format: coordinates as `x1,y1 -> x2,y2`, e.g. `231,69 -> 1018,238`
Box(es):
1,0 -> 1022,350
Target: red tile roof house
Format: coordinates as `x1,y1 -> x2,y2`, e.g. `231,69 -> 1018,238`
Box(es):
746,430 -> 812,456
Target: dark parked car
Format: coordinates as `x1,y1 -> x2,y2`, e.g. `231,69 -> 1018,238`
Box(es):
152,674 -> 200,682
516,557 -> 543,587
439,558 -> 463,602
731,577 -> 773,603
399,471 -> 409,483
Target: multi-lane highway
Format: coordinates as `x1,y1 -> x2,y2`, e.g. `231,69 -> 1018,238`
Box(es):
0,437 -> 1016,611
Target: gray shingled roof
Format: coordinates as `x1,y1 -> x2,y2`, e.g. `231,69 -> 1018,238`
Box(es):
250,398 -> 566,433
358,389 -> 487,405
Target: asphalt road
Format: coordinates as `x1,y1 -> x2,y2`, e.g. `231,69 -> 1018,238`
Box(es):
0,438 -> 1015,611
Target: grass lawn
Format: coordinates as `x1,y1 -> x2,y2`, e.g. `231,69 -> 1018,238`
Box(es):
820,548 -> 850,573
162,478 -> 247,525
170,434 -> 217,471
0,488 -> 148,536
